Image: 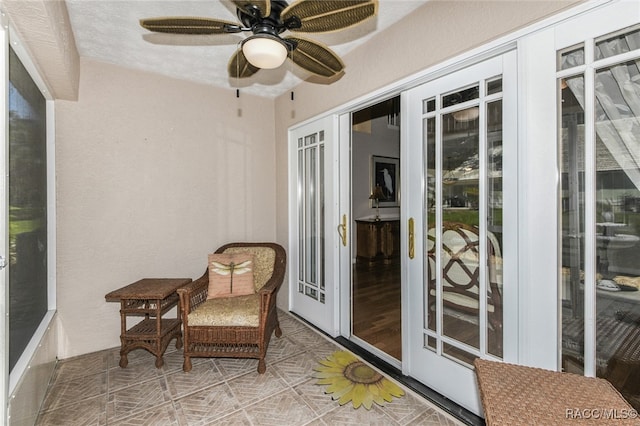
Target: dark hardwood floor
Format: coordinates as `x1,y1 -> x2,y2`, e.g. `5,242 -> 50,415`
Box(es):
352,259 -> 402,360
351,259 -> 503,363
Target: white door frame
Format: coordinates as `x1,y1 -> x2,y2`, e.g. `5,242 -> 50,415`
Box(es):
338,113 -> 352,337
0,12 -> 8,424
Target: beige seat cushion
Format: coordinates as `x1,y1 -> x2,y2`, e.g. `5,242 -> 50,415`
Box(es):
188,294 -> 260,327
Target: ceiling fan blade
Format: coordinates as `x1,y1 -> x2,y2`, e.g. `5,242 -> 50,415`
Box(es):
282,0 -> 378,33
228,49 -> 261,79
140,17 -> 242,35
231,0 -> 271,18
286,37 -> 344,78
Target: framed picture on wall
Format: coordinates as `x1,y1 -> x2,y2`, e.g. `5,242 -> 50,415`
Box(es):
371,155 -> 399,207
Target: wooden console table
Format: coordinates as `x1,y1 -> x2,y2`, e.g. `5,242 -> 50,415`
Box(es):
105,278 -> 191,368
355,218 -> 400,264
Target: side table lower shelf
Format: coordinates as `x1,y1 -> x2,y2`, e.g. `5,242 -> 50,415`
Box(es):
120,318 -> 182,368
105,278 -> 191,369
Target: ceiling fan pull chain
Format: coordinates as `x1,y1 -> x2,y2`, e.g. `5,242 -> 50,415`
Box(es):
289,48 -> 295,102
235,40 -> 242,118
236,40 -> 241,98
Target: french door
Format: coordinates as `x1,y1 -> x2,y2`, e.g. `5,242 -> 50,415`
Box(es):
557,1 -> 640,411
288,115 -> 340,335
402,52 -> 517,415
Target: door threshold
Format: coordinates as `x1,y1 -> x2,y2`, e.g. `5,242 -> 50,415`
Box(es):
334,336 -> 484,426
348,334 -> 402,370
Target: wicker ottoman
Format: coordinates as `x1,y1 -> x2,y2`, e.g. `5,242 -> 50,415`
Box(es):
474,358 -> 638,425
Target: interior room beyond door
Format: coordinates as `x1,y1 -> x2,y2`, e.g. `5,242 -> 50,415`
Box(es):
351,97 -> 402,362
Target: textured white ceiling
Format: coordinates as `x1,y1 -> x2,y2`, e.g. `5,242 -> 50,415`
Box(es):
65,0 -> 424,98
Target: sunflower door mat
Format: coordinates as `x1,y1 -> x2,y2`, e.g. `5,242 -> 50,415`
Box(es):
313,350 -> 404,409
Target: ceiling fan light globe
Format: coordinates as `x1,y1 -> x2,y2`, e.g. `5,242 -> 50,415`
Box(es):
242,35 -> 288,69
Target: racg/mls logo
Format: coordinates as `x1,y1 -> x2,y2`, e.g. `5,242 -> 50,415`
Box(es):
565,408 -> 639,420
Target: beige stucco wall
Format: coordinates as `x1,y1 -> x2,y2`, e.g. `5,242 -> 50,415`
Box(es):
273,0 -> 582,309
55,59 -> 277,358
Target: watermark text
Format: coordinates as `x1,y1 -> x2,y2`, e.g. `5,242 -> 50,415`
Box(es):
566,408 -> 638,420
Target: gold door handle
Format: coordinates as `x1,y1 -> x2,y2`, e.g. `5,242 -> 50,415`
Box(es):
408,218 -> 415,259
337,214 -> 347,246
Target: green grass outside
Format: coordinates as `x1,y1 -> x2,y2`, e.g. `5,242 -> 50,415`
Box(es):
9,206 -> 44,235
426,208 -> 503,228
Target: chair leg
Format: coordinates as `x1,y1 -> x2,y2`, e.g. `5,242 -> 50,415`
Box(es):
183,356 -> 192,372
272,309 -> 282,338
257,358 -> 266,374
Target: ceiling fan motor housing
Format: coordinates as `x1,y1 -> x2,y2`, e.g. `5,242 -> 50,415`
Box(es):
237,0 -> 301,41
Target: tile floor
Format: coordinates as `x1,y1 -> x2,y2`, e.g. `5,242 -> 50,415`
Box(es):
36,310 -> 464,425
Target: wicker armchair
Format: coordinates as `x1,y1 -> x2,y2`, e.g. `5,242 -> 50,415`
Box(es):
176,242 -> 286,374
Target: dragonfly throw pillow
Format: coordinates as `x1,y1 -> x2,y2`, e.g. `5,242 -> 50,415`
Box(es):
207,253 -> 255,299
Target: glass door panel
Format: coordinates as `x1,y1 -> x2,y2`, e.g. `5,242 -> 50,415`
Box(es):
559,23 -> 640,410
486,97 -> 504,359
302,133 -> 323,302
300,132 -> 324,302
426,84 -> 504,366
560,75 -> 586,327
441,105 -> 481,361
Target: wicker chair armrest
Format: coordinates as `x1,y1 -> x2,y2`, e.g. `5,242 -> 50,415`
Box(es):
257,262 -> 285,312
177,271 -> 209,319
258,275 -> 280,296
257,279 -> 276,311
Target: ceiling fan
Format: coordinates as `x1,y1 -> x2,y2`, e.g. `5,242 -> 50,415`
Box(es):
139,0 -> 379,80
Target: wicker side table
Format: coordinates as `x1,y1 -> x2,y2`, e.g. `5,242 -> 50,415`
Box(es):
105,278 -> 191,368
474,358 -> 637,425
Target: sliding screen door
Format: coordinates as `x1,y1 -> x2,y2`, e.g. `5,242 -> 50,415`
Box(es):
8,45 -> 48,372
